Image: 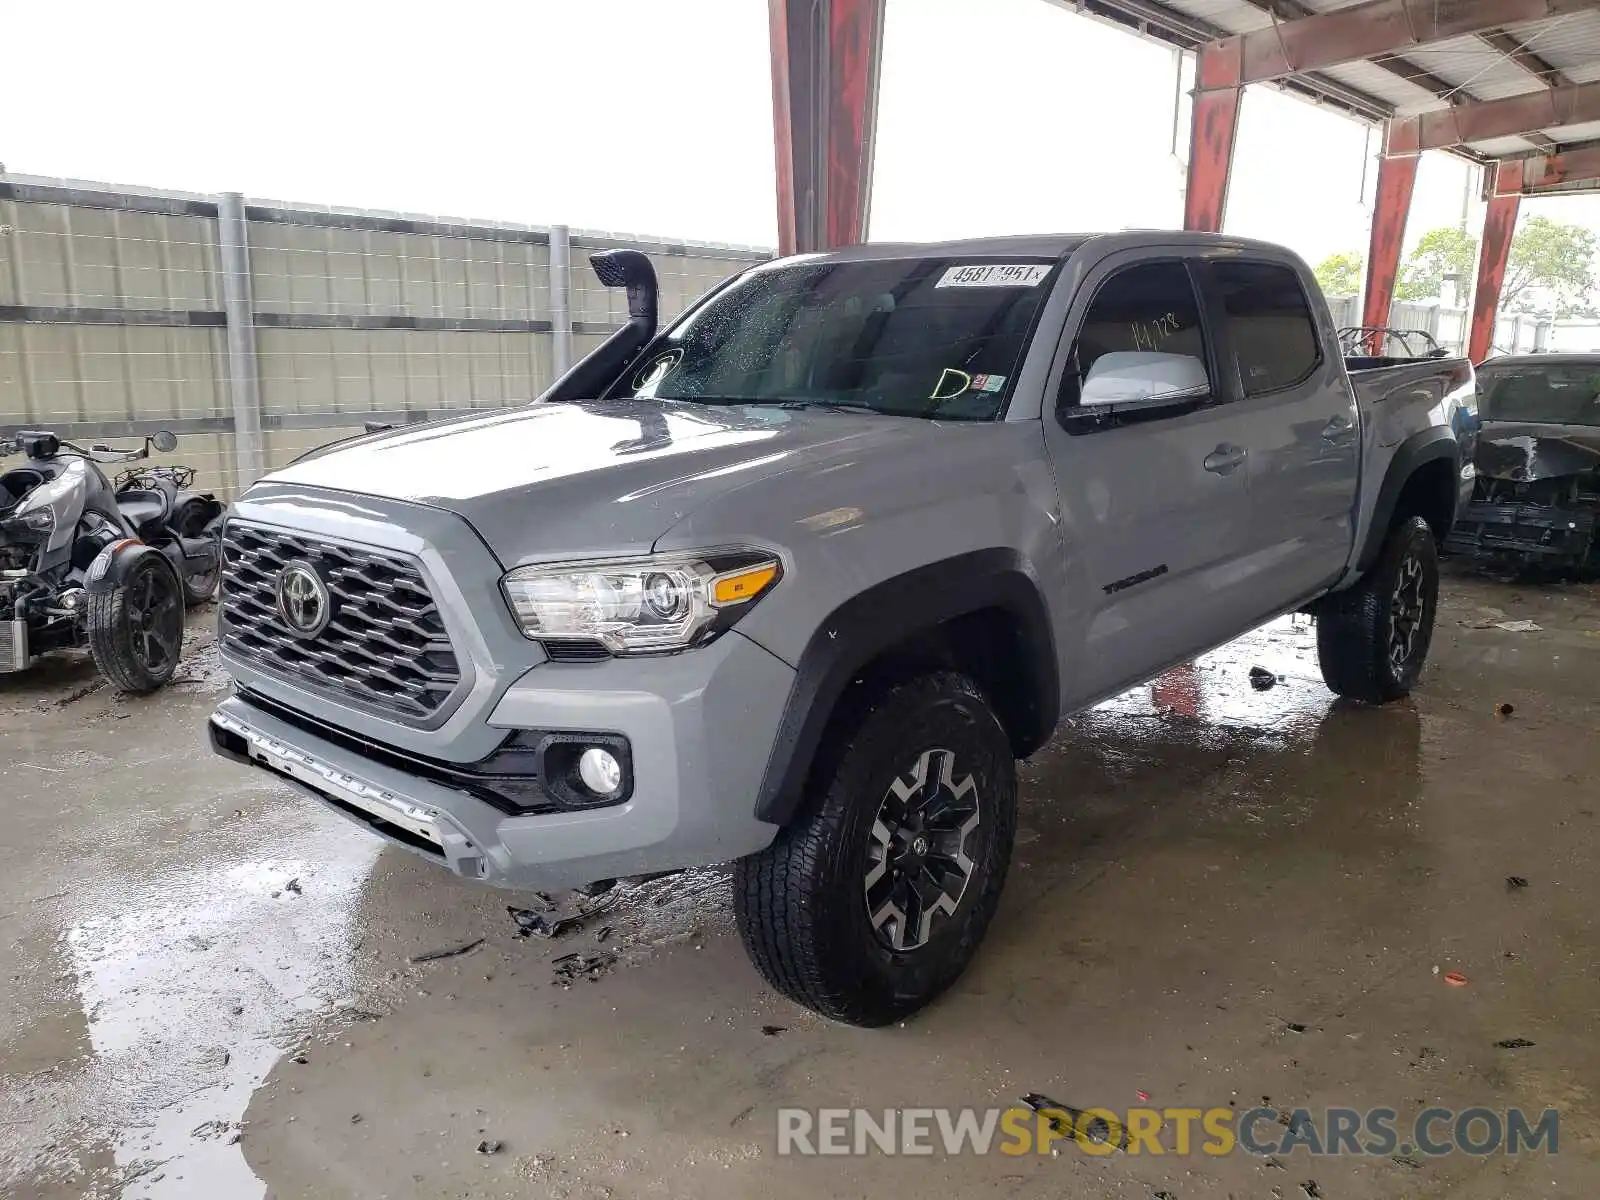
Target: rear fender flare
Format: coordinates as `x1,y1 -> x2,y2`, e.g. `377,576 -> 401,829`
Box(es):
753,548 -> 1059,827
1356,429 -> 1459,573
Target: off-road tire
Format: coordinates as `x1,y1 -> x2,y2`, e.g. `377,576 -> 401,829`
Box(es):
733,671 -> 1017,1026
1316,515 -> 1439,704
87,556 -> 185,694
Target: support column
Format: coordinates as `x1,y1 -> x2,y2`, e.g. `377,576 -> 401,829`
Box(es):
769,0 -> 886,255
1468,192 -> 1520,363
548,224 -> 573,379
217,192 -> 265,488
1184,39 -> 1243,233
1361,153 -> 1419,330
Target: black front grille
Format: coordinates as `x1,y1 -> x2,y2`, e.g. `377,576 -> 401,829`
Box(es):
220,521 -> 462,724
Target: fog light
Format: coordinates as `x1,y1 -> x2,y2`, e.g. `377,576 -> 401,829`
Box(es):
577,747 -> 622,797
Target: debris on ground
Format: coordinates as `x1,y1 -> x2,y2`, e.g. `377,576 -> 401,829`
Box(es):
509,908 -> 588,939
476,1139 -> 503,1155
1019,1092 -> 1119,1149
1444,971 -> 1469,987
1506,875 -> 1529,890
1248,666 -> 1278,691
350,1113 -> 362,1124
594,925 -> 613,943
1495,702 -> 1516,717
284,877 -> 301,895
1300,1183 -> 1322,1199
290,1051 -> 309,1065
1493,620 -> 1542,633
1284,1022 -> 1308,1034
761,1025 -> 787,1037
408,938 -> 485,964
550,951 -> 617,986
509,889 -> 618,939
1392,1154 -> 1423,1168
56,681 -> 104,706
1154,1191 -> 1176,1199
1135,1089 -> 1150,1102
1495,1037 -> 1536,1049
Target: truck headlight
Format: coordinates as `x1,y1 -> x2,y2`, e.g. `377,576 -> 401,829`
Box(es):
500,550 -> 781,654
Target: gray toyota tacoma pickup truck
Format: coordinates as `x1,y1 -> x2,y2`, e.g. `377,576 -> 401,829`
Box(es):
208,232 -> 1475,1025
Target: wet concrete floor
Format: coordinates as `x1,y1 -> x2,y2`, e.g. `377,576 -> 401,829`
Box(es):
2,575 -> 1597,1199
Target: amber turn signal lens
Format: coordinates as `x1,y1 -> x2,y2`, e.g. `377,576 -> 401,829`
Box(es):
711,562 -> 778,606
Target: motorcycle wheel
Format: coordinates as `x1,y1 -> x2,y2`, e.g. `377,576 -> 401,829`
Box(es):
174,503 -> 223,606
87,556 -> 185,693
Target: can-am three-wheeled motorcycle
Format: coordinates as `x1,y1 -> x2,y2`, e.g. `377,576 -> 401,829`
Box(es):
0,429 -> 224,692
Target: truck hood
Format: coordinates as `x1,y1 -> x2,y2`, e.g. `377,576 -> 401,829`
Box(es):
265,400 -> 927,563
1475,420 -> 1600,482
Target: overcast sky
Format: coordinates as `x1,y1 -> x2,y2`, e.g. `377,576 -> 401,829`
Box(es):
9,0 -> 1600,267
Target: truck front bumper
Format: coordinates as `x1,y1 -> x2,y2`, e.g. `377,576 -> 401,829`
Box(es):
207,630 -> 795,890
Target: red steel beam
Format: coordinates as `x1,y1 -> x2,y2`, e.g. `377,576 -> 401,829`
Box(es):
1387,78 -> 1600,155
1362,154 -> 1419,329
1184,39 -> 1243,232
1468,192 -> 1521,363
1218,0 -> 1590,88
1494,144 -> 1600,194
768,0 -> 886,256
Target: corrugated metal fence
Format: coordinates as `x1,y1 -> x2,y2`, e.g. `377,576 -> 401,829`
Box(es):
0,174 -> 771,495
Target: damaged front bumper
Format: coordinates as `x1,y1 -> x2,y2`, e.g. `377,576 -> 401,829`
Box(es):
1444,498 -> 1597,566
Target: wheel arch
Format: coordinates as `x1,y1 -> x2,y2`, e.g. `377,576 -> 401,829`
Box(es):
753,548 -> 1058,827
1356,430 -> 1460,574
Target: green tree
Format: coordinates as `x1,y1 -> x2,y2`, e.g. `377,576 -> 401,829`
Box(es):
1502,214 -> 1597,317
1394,218 -> 1599,316
1396,227 -> 1476,302
1313,251 -> 1364,297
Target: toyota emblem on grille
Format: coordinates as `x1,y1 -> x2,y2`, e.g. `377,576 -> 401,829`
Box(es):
275,561 -> 332,638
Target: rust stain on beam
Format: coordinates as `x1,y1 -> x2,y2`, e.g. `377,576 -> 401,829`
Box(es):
1386,78 -> 1600,156
1224,0 -> 1592,87
1468,192 -> 1521,363
1185,39 -> 1243,232
768,0 -> 885,256
1496,144 -> 1600,194
1362,155 -> 1419,330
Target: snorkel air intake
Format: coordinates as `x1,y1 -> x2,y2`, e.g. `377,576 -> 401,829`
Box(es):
542,249 -> 659,403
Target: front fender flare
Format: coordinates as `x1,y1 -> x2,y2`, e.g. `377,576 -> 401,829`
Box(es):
753,548 -> 1058,827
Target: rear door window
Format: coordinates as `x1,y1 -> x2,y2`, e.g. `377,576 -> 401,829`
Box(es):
1212,261 -> 1321,396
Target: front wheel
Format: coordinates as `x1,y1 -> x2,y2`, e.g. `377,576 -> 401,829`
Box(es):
733,671 -> 1016,1026
87,555 -> 185,693
1316,515 -> 1440,704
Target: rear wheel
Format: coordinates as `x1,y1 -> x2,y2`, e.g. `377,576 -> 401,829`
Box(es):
1316,515 -> 1439,704
733,671 -> 1016,1026
87,555 -> 185,693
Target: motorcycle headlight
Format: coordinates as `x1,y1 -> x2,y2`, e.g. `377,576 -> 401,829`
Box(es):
3,508 -> 54,535
501,550 -> 782,655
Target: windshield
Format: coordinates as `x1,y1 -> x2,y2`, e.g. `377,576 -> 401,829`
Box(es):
609,257 -> 1058,420
1479,363 -> 1600,427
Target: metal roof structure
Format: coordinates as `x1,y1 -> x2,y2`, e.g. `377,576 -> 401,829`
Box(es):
764,0 -> 1600,367
1069,0 -> 1600,170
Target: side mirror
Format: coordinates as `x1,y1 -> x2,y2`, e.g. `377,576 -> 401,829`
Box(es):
1079,352 -> 1210,408
150,430 -> 179,453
